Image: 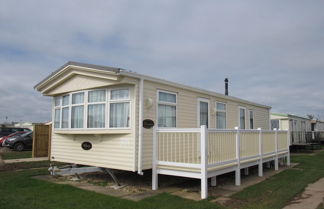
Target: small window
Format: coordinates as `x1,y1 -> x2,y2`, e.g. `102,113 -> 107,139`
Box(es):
239,107 -> 246,129
54,97 -> 60,106
199,99 -> 209,127
271,119 -> 279,130
89,90 -> 106,102
158,91 -> 176,127
54,109 -> 61,128
216,102 -> 226,129
111,89 -> 129,100
249,110 -> 254,129
61,107 -> 69,128
72,93 -> 84,104
62,95 -> 70,106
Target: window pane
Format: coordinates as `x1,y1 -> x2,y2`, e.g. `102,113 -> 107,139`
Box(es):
89,90 -> 106,103
88,104 -> 105,128
54,109 -> 60,128
110,103 -> 130,128
216,112 -> 226,129
62,95 -> 70,106
72,93 -> 84,104
271,120 -> 279,130
61,107 -> 69,128
111,89 -> 129,100
71,106 -> 84,128
217,103 -> 226,111
159,92 -> 176,103
200,101 -> 208,127
240,108 -> 245,129
54,97 -> 60,106
158,104 -> 176,127
249,111 -> 254,129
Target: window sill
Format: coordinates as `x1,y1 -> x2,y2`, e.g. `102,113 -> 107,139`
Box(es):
54,129 -> 132,135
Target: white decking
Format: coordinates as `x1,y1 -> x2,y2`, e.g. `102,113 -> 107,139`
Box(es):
152,126 -> 290,199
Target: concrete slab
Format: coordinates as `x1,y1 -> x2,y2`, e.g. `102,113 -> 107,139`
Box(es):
283,177 -> 324,209
4,157 -> 48,164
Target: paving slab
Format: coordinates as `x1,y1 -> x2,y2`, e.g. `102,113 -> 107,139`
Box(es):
4,157 -> 48,164
282,177 -> 324,209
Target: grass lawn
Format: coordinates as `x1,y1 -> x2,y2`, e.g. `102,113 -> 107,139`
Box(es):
0,151 -> 324,209
231,150 -> 324,209
2,150 -> 32,160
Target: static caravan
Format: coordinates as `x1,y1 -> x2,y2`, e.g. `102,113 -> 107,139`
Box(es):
35,62 -> 290,199
270,113 -> 311,144
311,119 -> 324,142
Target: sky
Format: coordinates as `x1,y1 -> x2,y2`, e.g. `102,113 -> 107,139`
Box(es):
0,0 -> 324,123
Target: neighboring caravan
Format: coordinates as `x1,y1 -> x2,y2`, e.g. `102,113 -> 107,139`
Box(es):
35,62 -> 289,199
270,113 -> 311,144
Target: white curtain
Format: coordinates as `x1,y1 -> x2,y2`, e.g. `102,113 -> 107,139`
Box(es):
88,104 -> 105,128
89,90 -> 106,102
111,89 -> 129,100
216,112 -> 226,129
71,106 -> 84,128
61,107 -> 69,128
72,93 -> 84,104
158,104 -> 176,127
54,109 -> 60,128
110,102 -> 130,128
200,102 -> 208,127
159,92 -> 176,103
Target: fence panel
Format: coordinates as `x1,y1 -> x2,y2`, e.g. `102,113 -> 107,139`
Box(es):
240,131 -> 259,159
208,131 -> 236,164
277,131 -> 288,151
262,131 -> 276,154
32,124 -> 51,158
157,131 -> 200,164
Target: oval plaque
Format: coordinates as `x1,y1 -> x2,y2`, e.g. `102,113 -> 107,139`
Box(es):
81,142 -> 92,150
143,119 -> 154,129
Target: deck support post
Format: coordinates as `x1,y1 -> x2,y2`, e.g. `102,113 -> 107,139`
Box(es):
274,129 -> 279,171
152,127 -> 158,190
200,125 -> 208,199
235,127 -> 241,186
211,176 -> 217,186
258,128 -> 263,177
244,168 -> 249,176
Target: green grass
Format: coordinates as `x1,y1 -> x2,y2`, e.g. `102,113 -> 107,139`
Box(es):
0,169 -> 223,209
1,151 -> 324,209
2,151 -> 32,160
232,150 -> 324,209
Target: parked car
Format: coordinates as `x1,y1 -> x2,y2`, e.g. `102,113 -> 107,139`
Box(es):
0,131 -> 27,147
2,131 -> 33,151
0,127 -> 31,137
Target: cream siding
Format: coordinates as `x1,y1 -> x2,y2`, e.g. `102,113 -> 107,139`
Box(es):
141,80 -> 270,170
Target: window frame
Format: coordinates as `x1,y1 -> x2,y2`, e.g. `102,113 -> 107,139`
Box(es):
156,89 -> 177,128
238,106 -> 246,129
52,87 -> 132,130
197,98 -> 210,128
215,101 -> 227,129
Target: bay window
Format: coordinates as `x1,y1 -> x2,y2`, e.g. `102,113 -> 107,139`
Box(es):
216,102 -> 226,129
53,88 -> 131,130
158,91 -> 176,127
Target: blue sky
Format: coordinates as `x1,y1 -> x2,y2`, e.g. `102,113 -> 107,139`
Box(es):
0,0 -> 324,123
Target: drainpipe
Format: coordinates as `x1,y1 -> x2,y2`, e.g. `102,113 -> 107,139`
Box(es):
138,78 -> 144,175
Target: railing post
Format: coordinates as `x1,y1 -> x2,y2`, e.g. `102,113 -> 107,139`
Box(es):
200,125 -> 208,199
287,130 -> 291,166
152,126 -> 158,190
274,128 -> 279,170
258,128 -> 263,177
235,127 -> 241,186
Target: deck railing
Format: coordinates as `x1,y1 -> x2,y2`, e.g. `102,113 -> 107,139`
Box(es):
152,126 -> 290,199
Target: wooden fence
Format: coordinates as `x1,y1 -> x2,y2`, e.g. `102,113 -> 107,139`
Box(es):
32,124 -> 51,158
